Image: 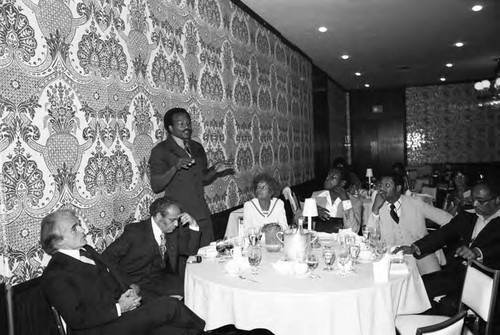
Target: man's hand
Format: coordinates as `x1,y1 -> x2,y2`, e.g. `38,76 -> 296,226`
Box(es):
330,186 -> 348,201
392,245 -> 416,255
175,158 -> 195,170
118,289 -> 142,313
455,246 -> 479,260
371,193 -> 386,215
179,213 -> 198,230
212,160 -> 233,173
317,206 -> 330,221
129,284 -> 140,295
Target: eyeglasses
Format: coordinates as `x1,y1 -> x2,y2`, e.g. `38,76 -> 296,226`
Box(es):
473,196 -> 496,206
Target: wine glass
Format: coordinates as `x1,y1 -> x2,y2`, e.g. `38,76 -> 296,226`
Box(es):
247,227 -> 262,246
306,253 -> 319,279
349,244 -> 361,264
322,246 -> 335,271
247,246 -> 262,275
375,240 -> 387,258
346,235 -> 356,247
337,248 -> 350,276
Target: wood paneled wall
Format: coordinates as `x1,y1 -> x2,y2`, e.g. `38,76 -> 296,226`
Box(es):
350,88 -> 406,179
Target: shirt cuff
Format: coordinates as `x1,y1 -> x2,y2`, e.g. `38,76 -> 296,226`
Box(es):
474,247 -> 483,261
189,225 -> 199,231
371,212 -> 380,219
342,200 -> 352,210
411,244 -> 422,256
116,303 -> 122,317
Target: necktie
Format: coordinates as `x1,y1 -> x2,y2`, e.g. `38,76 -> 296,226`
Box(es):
390,204 -> 399,224
159,233 -> 167,268
183,140 -> 191,155
79,248 -> 96,265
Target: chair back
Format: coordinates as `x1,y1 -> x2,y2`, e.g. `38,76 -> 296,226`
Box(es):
460,260 -> 500,335
416,310 -> 467,335
0,282 -> 13,335
421,186 -> 437,203
282,187 -> 299,213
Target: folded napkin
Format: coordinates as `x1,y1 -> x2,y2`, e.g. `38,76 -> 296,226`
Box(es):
390,262 -> 409,276
373,254 -> 391,283
272,260 -> 308,276
224,258 -> 250,275
198,244 -> 217,258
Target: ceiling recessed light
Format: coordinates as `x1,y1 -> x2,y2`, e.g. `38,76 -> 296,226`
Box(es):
472,5 -> 483,12
355,72 -> 362,76
341,54 -> 350,60
454,42 -> 464,47
446,63 -> 453,68
440,77 -> 446,82
364,84 -> 370,88
318,26 -> 328,33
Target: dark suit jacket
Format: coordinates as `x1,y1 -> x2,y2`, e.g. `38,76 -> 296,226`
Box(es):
149,136 -> 211,220
102,218 -> 201,297
415,210 -> 500,270
41,246 -> 204,335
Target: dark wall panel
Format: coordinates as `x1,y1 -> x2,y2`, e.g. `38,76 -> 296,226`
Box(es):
350,88 -> 406,178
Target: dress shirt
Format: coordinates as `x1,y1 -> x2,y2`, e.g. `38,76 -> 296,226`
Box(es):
171,135 -> 191,157
472,208 -> 500,241
387,198 -> 402,217
58,248 -> 122,316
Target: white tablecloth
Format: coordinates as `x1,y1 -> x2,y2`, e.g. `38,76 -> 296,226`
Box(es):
185,249 -> 430,335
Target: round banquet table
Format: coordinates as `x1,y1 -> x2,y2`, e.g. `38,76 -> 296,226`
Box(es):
185,248 -> 431,335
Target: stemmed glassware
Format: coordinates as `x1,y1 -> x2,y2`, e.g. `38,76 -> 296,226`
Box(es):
306,252 -> 319,279
322,246 -> 336,271
247,246 -> 262,275
362,227 -> 372,243
349,244 -> 361,264
247,227 -> 263,247
337,247 -> 351,276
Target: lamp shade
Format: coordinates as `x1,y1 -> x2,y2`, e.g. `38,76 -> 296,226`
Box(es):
302,198 -> 318,217
366,168 -> 374,178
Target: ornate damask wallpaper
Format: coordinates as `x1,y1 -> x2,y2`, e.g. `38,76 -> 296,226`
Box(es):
0,0 -> 313,284
406,83 -> 500,165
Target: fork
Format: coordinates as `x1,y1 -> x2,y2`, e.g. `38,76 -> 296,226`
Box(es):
239,275 -> 259,283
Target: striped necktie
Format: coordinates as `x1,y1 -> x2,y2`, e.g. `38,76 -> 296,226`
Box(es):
159,233 -> 167,268
183,140 -> 191,155
390,203 -> 399,224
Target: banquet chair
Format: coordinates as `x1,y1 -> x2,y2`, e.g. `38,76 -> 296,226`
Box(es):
395,260 -> 500,335
421,186 -> 437,204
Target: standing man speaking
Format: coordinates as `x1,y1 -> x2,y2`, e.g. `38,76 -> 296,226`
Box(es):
149,107 -> 233,246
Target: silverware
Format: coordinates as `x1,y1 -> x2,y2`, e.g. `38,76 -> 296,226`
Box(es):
239,275 -> 259,283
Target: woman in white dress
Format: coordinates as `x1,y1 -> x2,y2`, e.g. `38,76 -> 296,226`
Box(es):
243,173 -> 288,232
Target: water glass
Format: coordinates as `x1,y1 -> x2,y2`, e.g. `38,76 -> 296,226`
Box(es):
375,240 -> 387,257
346,235 -> 356,246
337,248 -> 350,276
349,244 -> 361,264
322,246 -> 335,271
306,253 -> 319,278
247,227 -> 262,246
247,246 -> 262,275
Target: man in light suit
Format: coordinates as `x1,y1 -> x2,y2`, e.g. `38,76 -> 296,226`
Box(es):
367,173 -> 453,275
41,209 -> 205,335
102,197 -> 201,300
395,178 -> 500,315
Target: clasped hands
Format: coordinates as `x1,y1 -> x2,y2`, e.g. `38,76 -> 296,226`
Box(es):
176,158 -> 233,173
118,285 -> 142,313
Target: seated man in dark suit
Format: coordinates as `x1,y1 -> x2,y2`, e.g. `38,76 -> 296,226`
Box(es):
41,209 -> 205,335
102,197 -> 201,300
394,177 -> 500,314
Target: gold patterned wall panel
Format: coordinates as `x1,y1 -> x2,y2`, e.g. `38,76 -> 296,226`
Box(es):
0,0 -> 313,284
406,83 -> 500,165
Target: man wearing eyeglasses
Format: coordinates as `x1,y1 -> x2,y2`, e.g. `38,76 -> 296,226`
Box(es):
102,197 -> 201,301
394,177 -> 500,314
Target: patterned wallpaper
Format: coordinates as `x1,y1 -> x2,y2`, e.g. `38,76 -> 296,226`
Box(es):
406,83 -> 500,165
0,0 -> 313,284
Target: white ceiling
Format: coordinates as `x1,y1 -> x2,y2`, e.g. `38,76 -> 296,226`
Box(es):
242,0 -> 500,90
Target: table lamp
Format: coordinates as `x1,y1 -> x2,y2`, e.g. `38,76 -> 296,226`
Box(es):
366,168 -> 374,195
302,198 -> 318,231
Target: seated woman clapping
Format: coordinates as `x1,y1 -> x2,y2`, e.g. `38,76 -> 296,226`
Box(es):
243,173 -> 288,232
